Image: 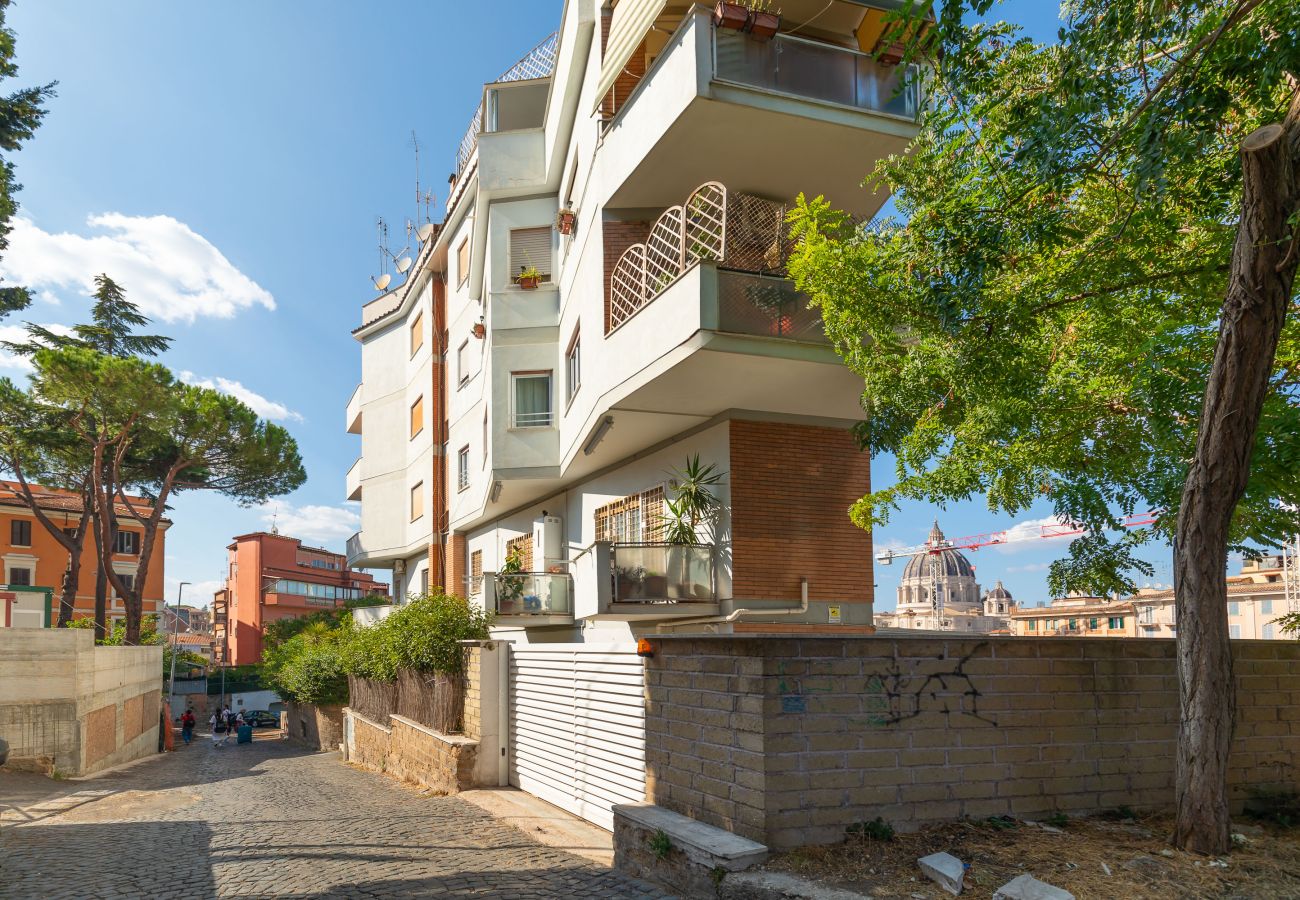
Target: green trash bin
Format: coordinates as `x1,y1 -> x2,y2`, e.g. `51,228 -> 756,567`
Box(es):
236,724 -> 253,744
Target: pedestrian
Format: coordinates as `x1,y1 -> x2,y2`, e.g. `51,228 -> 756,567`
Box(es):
222,708 -> 236,745
181,708 -> 196,744
210,712 -> 223,747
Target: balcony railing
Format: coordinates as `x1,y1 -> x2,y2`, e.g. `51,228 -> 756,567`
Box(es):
345,531 -> 363,565
714,28 -> 919,120
610,543 -> 716,603
716,270 -> 826,343
454,32 -> 559,180
487,572 -> 573,618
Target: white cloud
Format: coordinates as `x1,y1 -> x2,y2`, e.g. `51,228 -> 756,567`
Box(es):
179,371 -> 304,423
0,322 -> 75,373
1007,561 -> 1052,574
989,515 -> 1073,555
260,501 -> 359,547
0,214 -> 275,323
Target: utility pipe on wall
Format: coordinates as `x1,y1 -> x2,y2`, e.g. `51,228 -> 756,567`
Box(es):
655,577 -> 809,633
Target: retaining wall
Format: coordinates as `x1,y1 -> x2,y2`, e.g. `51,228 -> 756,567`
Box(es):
641,635 -> 1300,849
284,701 -> 344,751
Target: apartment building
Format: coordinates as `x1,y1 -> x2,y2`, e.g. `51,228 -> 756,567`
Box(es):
1127,556 -> 1295,640
214,531 -> 388,666
346,0 -> 925,642
1010,595 -> 1138,638
0,480 -> 167,626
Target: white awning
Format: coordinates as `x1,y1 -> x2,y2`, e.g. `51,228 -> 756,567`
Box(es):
592,0 -> 667,115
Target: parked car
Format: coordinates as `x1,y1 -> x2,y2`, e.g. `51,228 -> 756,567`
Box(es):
241,710 -> 280,728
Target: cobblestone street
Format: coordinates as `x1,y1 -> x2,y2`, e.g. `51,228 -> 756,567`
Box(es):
0,737 -> 671,899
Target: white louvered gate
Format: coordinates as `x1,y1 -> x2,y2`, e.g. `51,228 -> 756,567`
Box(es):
508,643 -> 647,830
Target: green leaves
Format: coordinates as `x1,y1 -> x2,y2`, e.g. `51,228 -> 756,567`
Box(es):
787,0 -> 1300,595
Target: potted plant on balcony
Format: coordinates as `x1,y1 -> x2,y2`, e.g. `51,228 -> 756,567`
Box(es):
495,548 -> 527,614
744,0 -> 781,40
515,265 -> 542,290
555,206 -> 577,236
472,317 -> 486,339
663,454 -> 726,598
713,1 -> 749,31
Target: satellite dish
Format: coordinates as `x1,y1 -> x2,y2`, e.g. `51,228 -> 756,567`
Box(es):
396,256 -> 413,274
372,273 -> 392,291
418,222 -> 435,243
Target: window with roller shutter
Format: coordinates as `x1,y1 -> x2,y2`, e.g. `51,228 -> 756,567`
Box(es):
509,227 -> 552,282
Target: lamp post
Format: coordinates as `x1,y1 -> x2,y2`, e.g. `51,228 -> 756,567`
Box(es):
166,581 -> 189,721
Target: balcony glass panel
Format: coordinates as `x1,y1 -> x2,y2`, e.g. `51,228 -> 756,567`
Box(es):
491,573 -> 573,617
611,543 -> 715,603
716,270 -> 826,343
714,30 -> 917,120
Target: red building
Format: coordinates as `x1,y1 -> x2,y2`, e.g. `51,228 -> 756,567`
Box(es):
213,531 -> 387,666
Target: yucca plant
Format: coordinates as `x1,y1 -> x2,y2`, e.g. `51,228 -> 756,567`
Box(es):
663,454 -> 725,545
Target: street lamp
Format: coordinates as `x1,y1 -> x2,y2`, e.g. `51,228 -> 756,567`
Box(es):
166,581 -> 190,721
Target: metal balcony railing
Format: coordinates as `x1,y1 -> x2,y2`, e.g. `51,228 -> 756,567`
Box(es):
454,32 -> 559,180
488,572 -> 573,617
713,28 -> 919,120
610,543 -> 716,603
716,270 -> 826,342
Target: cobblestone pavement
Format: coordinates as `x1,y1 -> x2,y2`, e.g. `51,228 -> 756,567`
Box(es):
1,736 -> 673,899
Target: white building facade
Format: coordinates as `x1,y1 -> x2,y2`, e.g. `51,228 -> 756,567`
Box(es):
346,0 -> 926,643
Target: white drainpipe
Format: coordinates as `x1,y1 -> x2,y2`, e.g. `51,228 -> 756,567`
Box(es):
655,577 -> 809,633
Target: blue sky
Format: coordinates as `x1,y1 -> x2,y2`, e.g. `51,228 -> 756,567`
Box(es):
4,1 -> 1174,612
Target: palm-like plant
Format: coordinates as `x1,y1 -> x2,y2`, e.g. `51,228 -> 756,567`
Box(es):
663,454 -> 725,545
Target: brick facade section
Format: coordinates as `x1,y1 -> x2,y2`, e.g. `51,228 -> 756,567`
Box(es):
428,277 -> 449,591
602,220 -> 652,332
448,533 -> 468,598
463,646 -> 482,741
728,420 -> 871,603
642,635 -> 1300,850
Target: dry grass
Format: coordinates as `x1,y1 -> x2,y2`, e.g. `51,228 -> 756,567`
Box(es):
768,814 -> 1300,899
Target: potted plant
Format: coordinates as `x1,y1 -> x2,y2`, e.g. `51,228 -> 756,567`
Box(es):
515,265 -> 541,290
495,548 -> 527,614
472,320 -> 486,339
556,206 -> 577,236
744,1 -> 781,39
663,455 -> 726,598
713,1 -> 748,31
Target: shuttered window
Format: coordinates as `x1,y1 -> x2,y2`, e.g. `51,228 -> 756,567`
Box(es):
457,239 -> 470,286
410,311 -> 424,356
410,395 -> 424,438
410,481 -> 424,521
510,227 -> 552,281
594,486 -> 665,543
470,550 -> 483,595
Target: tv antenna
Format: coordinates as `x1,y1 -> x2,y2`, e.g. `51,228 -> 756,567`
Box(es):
413,131 -> 436,242
370,218 -> 392,292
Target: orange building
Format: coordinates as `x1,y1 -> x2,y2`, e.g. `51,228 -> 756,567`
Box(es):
0,481 -> 168,626
213,531 -> 388,666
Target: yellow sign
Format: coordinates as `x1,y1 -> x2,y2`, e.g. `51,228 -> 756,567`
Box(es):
828,605 -> 842,625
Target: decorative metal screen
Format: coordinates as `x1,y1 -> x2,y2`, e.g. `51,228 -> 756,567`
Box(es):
684,182 -> 727,264
644,206 -> 684,296
609,245 -> 648,330
594,486 -> 666,544
723,191 -> 790,274
505,533 -> 533,572
470,550 -> 483,596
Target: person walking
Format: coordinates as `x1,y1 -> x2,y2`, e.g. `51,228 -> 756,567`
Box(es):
181,708 -> 196,744
210,711 -> 223,747
222,708 -> 236,746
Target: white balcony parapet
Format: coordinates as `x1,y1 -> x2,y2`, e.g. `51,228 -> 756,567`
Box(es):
607,181 -> 793,333
454,32 -> 559,180
345,457 -> 362,502
360,290 -> 402,328
346,383 -> 362,434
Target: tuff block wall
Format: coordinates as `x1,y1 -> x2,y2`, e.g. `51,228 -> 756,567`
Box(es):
728,420 -> 872,605
642,635 -> 1300,850
285,701 -> 344,752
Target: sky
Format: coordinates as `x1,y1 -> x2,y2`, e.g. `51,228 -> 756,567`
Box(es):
2,1 -> 1176,613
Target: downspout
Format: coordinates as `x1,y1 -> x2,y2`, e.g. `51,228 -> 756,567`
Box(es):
656,577 -> 809,633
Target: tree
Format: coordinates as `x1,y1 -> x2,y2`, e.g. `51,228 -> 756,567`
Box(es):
0,0 -> 55,316
0,277 -> 171,627
785,0 -> 1300,854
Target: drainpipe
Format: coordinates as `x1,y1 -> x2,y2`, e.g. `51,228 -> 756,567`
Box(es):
656,577 -> 809,633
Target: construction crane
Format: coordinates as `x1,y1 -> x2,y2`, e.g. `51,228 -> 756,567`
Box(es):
877,513 -> 1158,621
1282,534 -> 1300,614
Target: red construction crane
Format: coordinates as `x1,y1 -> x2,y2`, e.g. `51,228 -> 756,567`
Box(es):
876,512 -> 1158,566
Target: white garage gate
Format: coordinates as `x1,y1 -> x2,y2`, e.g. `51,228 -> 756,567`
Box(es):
508,643 -> 647,830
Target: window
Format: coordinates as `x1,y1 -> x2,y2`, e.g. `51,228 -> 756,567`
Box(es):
482,411 -> 488,463
457,447 -> 470,492
458,341 -> 470,387
1227,601 -> 1239,616
1068,618 -> 1077,630
1026,619 -> 1036,632
116,573 -> 136,597
594,486 -> 666,543
410,481 -> 424,521
511,372 -> 552,427
114,531 -> 140,555
1108,617 -> 1124,629
1230,624 -> 1242,639
410,311 -> 424,357
505,534 -> 533,572
10,520 -> 30,547
410,395 -> 424,439
9,567 -> 31,586
1263,624 -> 1276,640
457,238 -> 470,287
1261,598 -> 1273,614
470,550 -> 483,595
63,526 -> 79,541
420,567 -> 429,596
566,329 -> 581,404
1088,617 -> 1099,630
509,226 -> 552,283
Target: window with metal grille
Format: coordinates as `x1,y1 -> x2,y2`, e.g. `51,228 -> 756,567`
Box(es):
470,550 -> 483,595
594,486 -> 665,543
505,533 -> 533,571
509,226 -> 552,281
114,531 -> 139,555
457,447 -> 470,492
10,520 -> 30,547
511,372 -> 552,427
410,481 -> 424,521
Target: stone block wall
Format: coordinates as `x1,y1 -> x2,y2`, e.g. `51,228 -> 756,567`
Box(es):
348,709 -> 391,772
284,701 -> 344,751
642,635 -> 1300,850
464,645 -> 482,741
344,709 -> 478,795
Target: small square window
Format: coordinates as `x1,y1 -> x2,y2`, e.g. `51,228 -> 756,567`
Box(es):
511,372 -> 552,428
410,481 -> 424,522
457,447 -> 470,492
114,531 -> 139,555
509,227 -> 552,283
1230,624 -> 1242,639
1261,598 -> 1273,615
10,520 -> 31,547
9,567 -> 31,586
410,395 -> 424,439
410,311 -> 424,357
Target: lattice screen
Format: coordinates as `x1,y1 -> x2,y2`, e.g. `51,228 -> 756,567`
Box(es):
505,534 -> 533,572
594,486 -> 666,543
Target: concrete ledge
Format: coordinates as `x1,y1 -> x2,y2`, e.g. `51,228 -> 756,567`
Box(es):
389,714 -> 475,746
614,803 -> 768,898
720,871 -> 869,899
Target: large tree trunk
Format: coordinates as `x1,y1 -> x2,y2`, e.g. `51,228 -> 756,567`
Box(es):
57,558 -> 78,628
1172,99 -> 1300,855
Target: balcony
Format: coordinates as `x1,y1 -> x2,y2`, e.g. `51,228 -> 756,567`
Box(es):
345,531 -> 364,568
346,457 -> 362,502
490,284 -> 560,332
599,8 -> 920,218
359,290 -> 402,329
346,383 -> 362,434
568,543 -> 721,621
483,572 -> 574,627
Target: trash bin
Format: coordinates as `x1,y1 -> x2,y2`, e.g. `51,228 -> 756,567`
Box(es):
236,724 -> 253,744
